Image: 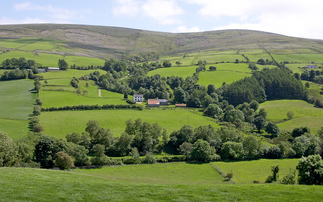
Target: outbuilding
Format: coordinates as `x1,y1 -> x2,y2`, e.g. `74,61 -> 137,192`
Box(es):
147,99 -> 160,107
45,67 -> 60,72
175,104 -> 186,107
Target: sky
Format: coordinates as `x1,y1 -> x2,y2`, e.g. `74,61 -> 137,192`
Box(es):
0,0 -> 323,40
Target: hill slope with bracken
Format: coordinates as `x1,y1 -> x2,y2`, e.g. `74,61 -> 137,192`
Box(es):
1,24 -> 323,61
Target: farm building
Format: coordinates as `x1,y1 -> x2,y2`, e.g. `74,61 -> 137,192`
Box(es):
175,104 -> 186,107
306,65 -> 317,69
38,69 -> 46,73
45,67 -> 60,72
156,99 -> 169,105
147,99 -> 160,107
133,94 -> 144,102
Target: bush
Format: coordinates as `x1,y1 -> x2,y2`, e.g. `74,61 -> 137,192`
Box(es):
33,125 -> 43,133
280,169 -> 296,185
225,171 -> 234,181
265,165 -> 279,183
55,151 -> 74,170
264,146 -> 282,159
287,111 -> 294,119
190,139 -> 218,162
296,154 -> 323,185
126,99 -> 136,104
142,153 -> 157,164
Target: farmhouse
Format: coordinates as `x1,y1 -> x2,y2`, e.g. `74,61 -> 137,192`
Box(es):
45,67 -> 60,72
133,94 -> 144,102
306,65 -> 317,69
147,99 -> 160,107
175,104 -> 186,107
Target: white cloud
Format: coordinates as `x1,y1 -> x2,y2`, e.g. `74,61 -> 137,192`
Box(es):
113,0 -> 141,17
0,17 -> 71,25
185,0 -> 323,39
174,25 -> 200,33
14,2 -> 90,21
113,0 -> 184,25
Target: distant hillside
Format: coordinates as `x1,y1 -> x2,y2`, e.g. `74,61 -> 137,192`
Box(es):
1,24 -> 323,61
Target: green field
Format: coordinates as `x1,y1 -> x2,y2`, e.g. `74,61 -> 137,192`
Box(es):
0,80 -> 36,120
1,167 -> 323,201
39,108 -> 219,139
197,63 -> 252,87
213,159 -> 299,184
0,38 -> 40,49
147,65 -> 197,78
0,50 -> 105,67
305,81 -> 323,100
0,80 -> 36,139
272,54 -> 323,63
76,162 -> 226,185
0,118 -> 29,140
259,100 -> 323,133
42,69 -> 107,80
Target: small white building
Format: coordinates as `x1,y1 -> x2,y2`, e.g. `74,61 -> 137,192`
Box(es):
133,94 -> 144,102
45,67 -> 60,72
306,65 -> 317,69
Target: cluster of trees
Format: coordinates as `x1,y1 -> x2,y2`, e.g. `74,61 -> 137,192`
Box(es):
70,77 -> 79,88
257,58 -> 274,65
58,59 -> 68,70
0,67 -> 40,81
223,68 -> 308,106
1,58 -> 41,69
70,64 -> 102,70
102,58 -> 128,73
299,69 -> 323,84
41,104 -> 144,112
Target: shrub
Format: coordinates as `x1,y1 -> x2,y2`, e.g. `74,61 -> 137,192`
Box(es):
55,151 -> 74,170
296,155 -> 323,185
287,111 -> 294,119
265,165 -> 279,183
280,169 -> 296,185
33,125 -> 43,133
225,171 -> 234,181
142,153 -> 157,164
126,99 -> 136,104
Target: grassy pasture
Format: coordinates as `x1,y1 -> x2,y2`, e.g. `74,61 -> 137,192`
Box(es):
76,162 -> 226,185
272,54 -> 323,63
19,40 -> 59,51
41,69 -> 107,80
259,100 -> 323,133
0,38 -> 40,48
39,108 -> 219,139
0,119 -> 29,140
285,63 -> 307,74
212,159 -> 299,184
147,66 -> 197,78
0,80 -> 36,120
0,50 -> 105,67
1,167 -> 323,201
197,64 -> 251,88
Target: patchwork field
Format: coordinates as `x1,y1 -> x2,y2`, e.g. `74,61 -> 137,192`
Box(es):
259,100 -> 323,133
39,108 -> 219,139
213,159 -> 299,184
198,70 -> 251,88
272,54 -> 323,63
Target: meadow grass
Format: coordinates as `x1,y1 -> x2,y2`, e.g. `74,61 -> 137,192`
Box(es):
259,100 -> 323,133
0,80 -> 36,120
41,69 -> 107,80
212,159 -> 299,184
0,38 -> 40,48
198,70 -> 251,88
39,108 -> 219,139
272,54 -> 323,63
0,50 -> 105,67
147,66 -> 197,78
0,118 -> 29,140
1,167 -> 323,201
19,40 -> 60,51
285,63 -> 307,74
75,162 -> 226,185
243,53 -> 272,62
40,88 -> 127,108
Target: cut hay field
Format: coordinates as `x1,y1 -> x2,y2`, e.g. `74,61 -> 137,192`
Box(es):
147,65 -> 197,78
197,63 -> 252,87
0,80 -> 36,139
76,162 -> 226,185
0,80 -> 36,120
2,167 -> 323,201
259,100 -> 323,133
39,108 -> 219,139
213,159 -> 299,184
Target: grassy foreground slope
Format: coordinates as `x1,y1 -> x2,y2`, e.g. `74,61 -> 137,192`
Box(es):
1,167 -> 323,201
39,109 -> 219,139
